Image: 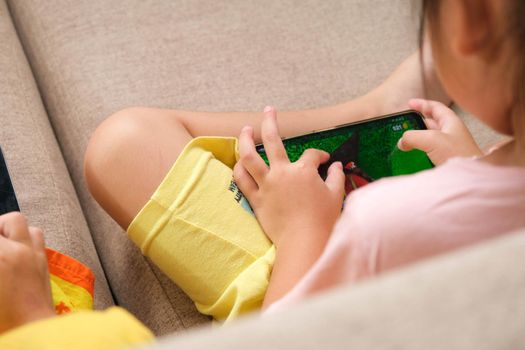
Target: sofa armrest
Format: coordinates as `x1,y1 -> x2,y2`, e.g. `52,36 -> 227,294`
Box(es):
143,228 -> 525,350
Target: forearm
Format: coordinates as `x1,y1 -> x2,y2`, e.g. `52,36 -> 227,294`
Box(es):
171,93 -> 379,143
262,232 -> 329,309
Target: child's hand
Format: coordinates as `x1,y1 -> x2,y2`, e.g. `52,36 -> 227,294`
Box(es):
0,213 -> 54,334
398,99 -> 483,165
234,106 -> 345,249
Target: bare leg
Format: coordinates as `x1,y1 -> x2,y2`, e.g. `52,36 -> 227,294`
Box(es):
84,51 -> 449,229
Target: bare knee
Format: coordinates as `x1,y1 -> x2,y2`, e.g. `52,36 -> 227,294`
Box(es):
84,107 -> 170,229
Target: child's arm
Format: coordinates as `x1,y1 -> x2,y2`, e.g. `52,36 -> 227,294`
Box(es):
157,93 -> 381,145
397,99 -> 483,165
169,50 -> 449,144
234,107 -> 346,307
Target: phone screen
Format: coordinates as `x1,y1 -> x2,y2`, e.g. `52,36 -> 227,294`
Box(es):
0,148 -> 20,215
256,110 -> 433,195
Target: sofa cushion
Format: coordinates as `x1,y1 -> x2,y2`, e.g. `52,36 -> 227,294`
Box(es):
6,0 -> 502,334
149,228 -> 525,350
0,0 -> 113,309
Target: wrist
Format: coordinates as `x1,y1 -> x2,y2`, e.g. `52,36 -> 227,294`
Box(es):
263,227 -> 330,309
274,226 -> 330,255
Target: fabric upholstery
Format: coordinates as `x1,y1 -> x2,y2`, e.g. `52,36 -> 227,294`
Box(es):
5,0 -> 502,334
0,0 -> 113,309
148,228 -> 525,350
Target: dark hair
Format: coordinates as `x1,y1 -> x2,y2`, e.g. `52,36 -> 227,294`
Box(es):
417,0 -> 441,102
419,0 -> 525,141
418,0 -> 440,50
507,1 -> 525,143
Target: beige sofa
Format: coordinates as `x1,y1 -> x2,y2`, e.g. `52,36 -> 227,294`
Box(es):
1,0 -> 523,348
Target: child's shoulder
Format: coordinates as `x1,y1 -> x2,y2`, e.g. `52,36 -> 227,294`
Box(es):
334,157 -> 525,274
347,156 -> 525,226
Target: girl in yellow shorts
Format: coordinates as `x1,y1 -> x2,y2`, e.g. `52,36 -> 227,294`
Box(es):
2,51 -> 449,348
82,48 -> 449,322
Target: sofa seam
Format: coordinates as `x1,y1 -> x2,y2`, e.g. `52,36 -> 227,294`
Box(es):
5,0 -> 74,261
4,0 -> 117,307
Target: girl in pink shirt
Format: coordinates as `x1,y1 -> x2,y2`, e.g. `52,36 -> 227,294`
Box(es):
230,0 -> 525,308
82,0 -> 524,316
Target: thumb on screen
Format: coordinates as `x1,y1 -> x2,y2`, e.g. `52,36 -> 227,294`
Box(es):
397,130 -> 444,153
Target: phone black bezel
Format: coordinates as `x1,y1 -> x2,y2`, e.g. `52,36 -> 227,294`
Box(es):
0,146 -> 20,215
255,109 -> 427,152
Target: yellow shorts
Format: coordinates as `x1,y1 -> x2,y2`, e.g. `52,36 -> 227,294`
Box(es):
127,137 -> 275,322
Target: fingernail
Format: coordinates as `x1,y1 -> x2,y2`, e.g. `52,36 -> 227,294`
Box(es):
331,161 -> 342,170
264,106 -> 273,113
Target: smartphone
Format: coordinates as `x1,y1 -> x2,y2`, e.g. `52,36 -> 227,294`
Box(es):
256,110 -> 433,195
0,147 -> 20,215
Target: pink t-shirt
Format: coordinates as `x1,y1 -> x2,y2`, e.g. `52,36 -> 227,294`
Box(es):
269,157 -> 525,310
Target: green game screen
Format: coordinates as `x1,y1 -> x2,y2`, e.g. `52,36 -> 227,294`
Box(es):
256,111 -> 433,195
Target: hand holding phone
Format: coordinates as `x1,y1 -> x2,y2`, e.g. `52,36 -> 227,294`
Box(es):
235,107 -> 345,248
235,107 -> 345,307
398,99 -> 483,165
